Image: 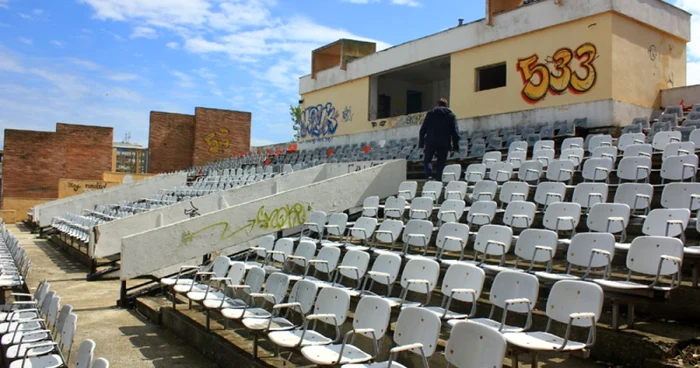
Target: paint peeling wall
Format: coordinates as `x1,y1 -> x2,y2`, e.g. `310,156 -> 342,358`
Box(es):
611,13 -> 687,110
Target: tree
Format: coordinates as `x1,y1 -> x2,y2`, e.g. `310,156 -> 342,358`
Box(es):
290,104 -> 302,141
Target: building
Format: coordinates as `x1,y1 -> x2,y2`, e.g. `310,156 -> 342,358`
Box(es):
297,0 -> 691,145
112,142 -> 149,174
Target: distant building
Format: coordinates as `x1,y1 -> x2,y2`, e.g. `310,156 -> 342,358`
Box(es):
112,142 -> 149,174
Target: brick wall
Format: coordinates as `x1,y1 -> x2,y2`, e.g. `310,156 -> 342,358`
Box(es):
57,123 -> 113,180
192,107 -> 251,167
148,112 -> 195,173
2,130 -> 65,199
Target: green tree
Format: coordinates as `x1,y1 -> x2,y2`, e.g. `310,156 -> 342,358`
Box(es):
290,104 -> 302,141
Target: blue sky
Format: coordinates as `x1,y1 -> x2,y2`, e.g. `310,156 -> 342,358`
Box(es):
0,0 -> 697,148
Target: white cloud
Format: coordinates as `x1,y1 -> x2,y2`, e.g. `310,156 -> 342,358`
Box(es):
210,87 -> 223,97
166,41 -> 179,49
391,0 -> 420,6
0,0 -> 8,9
107,72 -> 139,81
250,137 -> 275,147
672,0 -> 700,84
193,67 -> 216,79
171,71 -> 194,88
32,8 -> 42,15
17,37 -> 33,45
342,0 -> 380,3
50,40 -> 63,47
67,58 -> 100,70
130,26 -> 157,39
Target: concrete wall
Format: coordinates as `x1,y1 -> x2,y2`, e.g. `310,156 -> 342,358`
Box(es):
661,84 -> 700,107
33,173 -> 187,227
612,13 -> 687,110
102,172 -> 156,184
192,107 -> 251,166
120,160 -> 407,280
58,179 -> 120,199
148,112 -> 196,174
299,77 -> 369,140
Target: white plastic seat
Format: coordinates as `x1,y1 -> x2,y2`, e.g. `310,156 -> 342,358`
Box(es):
615,183 -> 653,215
642,208 -> 690,238
203,266 -> 265,326
75,339 -> 95,368
582,157 -> 613,182
361,196 -> 379,218
652,130 -> 682,151
263,238 -> 295,274
562,137 -> 584,151
660,183 -> 700,211
561,147 -> 585,167
623,143 -> 653,158
408,197 -> 433,221
448,225 -> 512,269
7,313 -> 78,367
464,164 -> 486,184
534,140 -> 554,152
383,258 -> 440,308
534,182 -> 567,208
301,296 -> 391,366
660,154 -> 698,183
344,217 -> 378,252
594,236 -> 683,292
320,213 -> 349,247
502,201 -> 536,229
499,181 -> 530,207
482,151 -> 502,169
397,181 -> 417,201
437,199 -> 466,225
300,211 -> 328,242
536,232 -> 616,282
488,229 -> 557,275
221,272 -> 290,322
421,181 -> 443,203
461,271 -> 540,333
92,358 -> 109,368
572,182 -> 608,212
306,246 -> 342,283
424,263 -> 485,321
267,287 -> 351,350
468,180 -> 498,203
533,149 -> 555,167
319,250 -> 371,294
662,142 -> 696,161
383,196 -> 406,220
172,256 -> 232,304
509,140 -> 528,154
435,223 -> 470,262
242,280 -> 319,333
371,219 -> 404,252
618,133 -> 646,152
587,203 -> 630,242
186,261 -> 246,305
488,162 -> 513,183
283,241 -> 317,279
359,253 -> 402,297
466,201 -> 497,227
592,146 -> 618,161
443,181 -> 467,201
617,156 -> 652,182
506,150 -> 527,169
503,280 -> 603,360
546,159 -> 575,182
442,164 -> 462,182
691,129 -> 700,148
518,160 -> 544,183
543,202 -> 581,235
444,321 -> 507,368
587,134 -> 613,153
241,235 -> 275,270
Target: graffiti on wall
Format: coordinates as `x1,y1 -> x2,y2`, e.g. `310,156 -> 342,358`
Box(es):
203,128 -> 231,154
516,43 -> 598,104
342,106 -> 354,123
179,202 -> 310,247
301,102 -> 340,138
369,111 -> 427,130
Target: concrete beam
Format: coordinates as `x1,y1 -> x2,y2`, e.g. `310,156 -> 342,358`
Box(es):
33,173 -> 188,227
120,160 -> 406,280
93,163 -> 378,259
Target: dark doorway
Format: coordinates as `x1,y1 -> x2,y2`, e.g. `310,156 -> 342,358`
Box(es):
406,90 -> 423,115
378,94 -> 391,119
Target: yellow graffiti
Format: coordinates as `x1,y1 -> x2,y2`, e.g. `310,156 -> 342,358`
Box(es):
203,128 -> 231,154
180,203 -> 309,246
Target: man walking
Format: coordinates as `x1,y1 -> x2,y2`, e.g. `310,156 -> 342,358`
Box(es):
418,98 -> 460,180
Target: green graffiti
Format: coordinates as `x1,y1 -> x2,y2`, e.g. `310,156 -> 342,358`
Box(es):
180,203 -> 310,246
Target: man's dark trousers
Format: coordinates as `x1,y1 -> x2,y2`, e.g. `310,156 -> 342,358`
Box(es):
423,144 -> 449,180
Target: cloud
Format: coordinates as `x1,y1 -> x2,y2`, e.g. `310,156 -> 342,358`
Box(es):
17,37 -> 33,45
171,71 -> 194,88
250,137 -> 275,147
107,72 -> 139,81
193,67 -> 216,79
341,0 -> 380,3
32,8 -> 42,15
166,41 -> 178,49
130,26 -> 157,39
50,40 -> 63,47
67,58 -> 100,70
672,0 -> 700,84
0,0 -> 8,9
391,0 -> 421,6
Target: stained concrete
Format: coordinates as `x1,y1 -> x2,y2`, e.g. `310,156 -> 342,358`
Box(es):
8,224 -> 213,367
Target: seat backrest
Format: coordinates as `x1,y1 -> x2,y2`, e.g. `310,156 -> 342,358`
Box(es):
534,182 -> 567,207
467,201 -> 497,225
615,183 -> 654,210
397,181 -> 418,200
592,146 -> 618,160
421,181 -> 444,201
441,262 -> 485,302
338,250 -> 370,280
312,287 -> 351,326
514,229 -> 558,262
271,238 -> 295,263
393,307 -> 441,359
506,150 -> 527,169
92,358 -> 110,368
546,159 -> 575,182
210,256 -> 232,278
661,183 -> 700,211
503,201 -> 537,228
472,180 -> 498,201
691,129 -> 700,147
642,208 -> 691,237
383,196 -> 406,219
508,140 -> 528,154
350,217 -> 378,240
662,142 -> 696,161
482,151 -> 502,167
442,164 -> 462,182
543,202 -> 582,231
375,219 -> 404,244
263,273 -> 291,304
567,232 -> 616,268
500,181 -> 530,204
444,181 -> 468,201
533,148 -> 555,166
627,236 -> 684,277
352,296 -> 392,340
409,197 -> 434,220
291,241 -> 317,268
582,157 -> 614,181
226,261 -> 247,285
465,163 -> 487,183
305,211 -> 327,234
661,154 -> 699,181
517,160 -> 544,182
534,140 -> 554,152
562,137 -> 584,151
362,196 -> 379,217
587,203 -> 630,233
59,313 -> 79,353
623,143 -> 652,158
435,222 -> 469,252
400,258 -> 440,292
445,321 -> 507,368
438,199 -> 466,223
652,130 -> 682,151
369,253 -> 402,285
618,133 -> 646,151
254,236 -> 275,259
587,134 -> 613,153
488,162 -> 513,182
288,280 -> 319,315
245,266 -> 266,294
572,182 -> 609,209
546,280 -> 603,326
314,246 -> 342,273
473,225 -> 513,256
617,156 -> 652,181
489,270 -> 539,312
326,213 -> 348,236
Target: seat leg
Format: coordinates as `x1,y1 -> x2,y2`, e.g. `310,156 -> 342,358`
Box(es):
612,300 -> 620,330
627,304 -> 635,329
530,352 -> 538,367
693,263 -> 698,288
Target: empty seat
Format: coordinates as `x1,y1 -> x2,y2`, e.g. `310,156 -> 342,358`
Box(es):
382,257 -> 440,308
408,197 -> 433,221
421,181 -> 444,203
618,133 -> 646,151
443,181 -> 468,201
587,203 -> 631,242
488,162 -> 513,183
615,183 -> 654,214
546,160 -> 575,182
561,147 -> 585,167
466,201 -> 497,227
582,157 -> 613,182
537,232 -> 616,282
383,196 -> 406,220
534,182 -> 567,208
587,134 -> 613,153
397,181 -> 418,201
662,142 -> 696,160
359,252 -> 402,297
562,137 -> 584,151
543,202 -> 581,235
533,149 -> 555,167
652,131 -> 682,151
623,143 -> 653,158
343,217 -> 378,252
468,180 -> 498,203
437,199 -> 466,224
660,183 -> 700,211
617,156 -> 652,183
572,182 -> 608,212
434,222 -> 470,261
464,164 -> 487,183
423,262 -> 485,321
517,160 -> 544,183
442,164 -> 462,182
660,154 -> 698,183
503,201 -> 537,229
499,181 -> 530,207
444,321 -> 507,368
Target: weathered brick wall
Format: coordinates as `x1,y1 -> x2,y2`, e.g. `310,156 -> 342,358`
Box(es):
192,107 -> 251,167
148,112 -> 195,173
2,130 -> 65,199
57,123 -> 113,180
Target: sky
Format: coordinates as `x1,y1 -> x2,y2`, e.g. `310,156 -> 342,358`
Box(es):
0,0 -> 697,149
